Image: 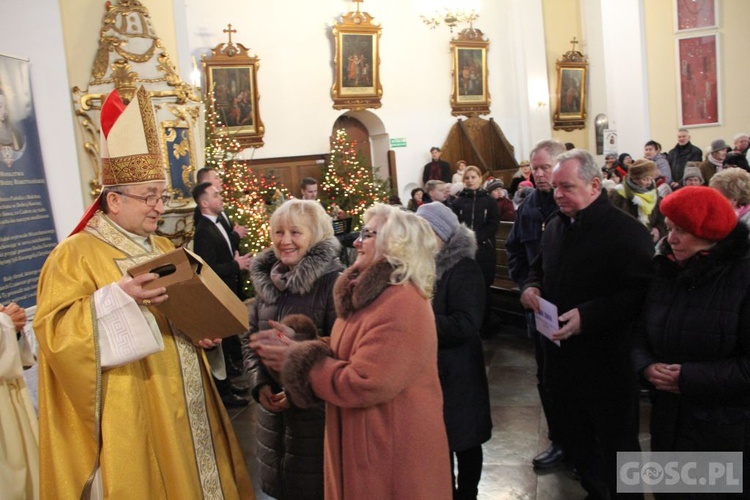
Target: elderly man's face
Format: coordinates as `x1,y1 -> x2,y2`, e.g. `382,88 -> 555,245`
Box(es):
108,181 -> 168,237
735,136 -> 749,153
677,131 -> 690,146
530,149 -> 555,192
552,159 -> 600,218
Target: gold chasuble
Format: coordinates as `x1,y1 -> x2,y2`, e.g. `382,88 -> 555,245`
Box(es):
34,213 -> 253,499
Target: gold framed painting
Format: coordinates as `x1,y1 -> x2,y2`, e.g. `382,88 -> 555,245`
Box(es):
331,9 -> 382,110
450,29 -> 490,118
553,51 -> 588,131
203,36 -> 265,148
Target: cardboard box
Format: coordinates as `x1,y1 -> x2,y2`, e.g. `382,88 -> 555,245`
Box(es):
128,248 -> 249,341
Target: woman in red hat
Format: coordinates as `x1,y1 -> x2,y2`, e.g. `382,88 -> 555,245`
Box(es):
632,186 -> 750,495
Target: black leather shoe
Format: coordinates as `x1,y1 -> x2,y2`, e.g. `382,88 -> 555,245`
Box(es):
230,382 -> 249,396
221,393 -> 249,408
532,443 -> 565,470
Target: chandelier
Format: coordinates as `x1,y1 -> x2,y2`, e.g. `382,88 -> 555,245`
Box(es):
421,3 -> 479,32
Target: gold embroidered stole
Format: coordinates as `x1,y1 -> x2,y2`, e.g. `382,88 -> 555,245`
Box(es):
83,212 -> 224,499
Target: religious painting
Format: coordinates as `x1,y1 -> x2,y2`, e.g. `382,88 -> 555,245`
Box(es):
450,30 -> 490,117
675,0 -> 718,32
553,52 -> 588,131
203,34 -> 265,148
161,120 -> 196,202
332,9 -> 382,110
676,34 -> 720,127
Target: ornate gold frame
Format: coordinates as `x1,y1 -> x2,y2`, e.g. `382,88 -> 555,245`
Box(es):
553,42 -> 588,131
331,7 -> 383,110
203,27 -> 265,148
450,29 -> 491,118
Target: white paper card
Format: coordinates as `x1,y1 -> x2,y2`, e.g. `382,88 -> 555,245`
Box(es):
535,296 -> 561,347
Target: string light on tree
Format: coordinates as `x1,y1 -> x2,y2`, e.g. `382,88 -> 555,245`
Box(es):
321,128 -> 391,230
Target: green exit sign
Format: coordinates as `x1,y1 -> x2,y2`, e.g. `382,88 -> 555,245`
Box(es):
390,137 -> 407,148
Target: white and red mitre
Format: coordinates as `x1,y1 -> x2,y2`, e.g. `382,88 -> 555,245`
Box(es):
70,86 -> 166,235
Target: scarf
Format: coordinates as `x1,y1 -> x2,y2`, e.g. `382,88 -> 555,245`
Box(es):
709,153 -> 724,171
615,179 -> 657,226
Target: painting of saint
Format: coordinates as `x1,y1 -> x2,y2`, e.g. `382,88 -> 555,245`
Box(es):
342,34 -> 373,89
559,69 -> 583,115
209,67 -> 255,131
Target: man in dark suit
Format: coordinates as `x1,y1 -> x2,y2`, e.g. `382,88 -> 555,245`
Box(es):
196,167 -> 248,245
192,181 -> 253,407
521,149 -> 653,499
422,146 -> 452,185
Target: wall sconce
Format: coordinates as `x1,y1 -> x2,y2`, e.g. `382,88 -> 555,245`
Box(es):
190,56 -> 202,96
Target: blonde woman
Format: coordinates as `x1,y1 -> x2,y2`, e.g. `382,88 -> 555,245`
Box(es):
709,167 -> 750,228
241,199 -> 344,500
251,204 -> 452,499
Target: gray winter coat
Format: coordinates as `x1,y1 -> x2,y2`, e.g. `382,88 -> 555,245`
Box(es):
241,237 -> 343,500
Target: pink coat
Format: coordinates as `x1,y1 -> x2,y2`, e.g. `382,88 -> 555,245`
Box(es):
284,261 -> 452,499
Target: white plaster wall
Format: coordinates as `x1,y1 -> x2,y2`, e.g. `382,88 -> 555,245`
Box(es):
585,0 -> 650,159
0,0 -> 84,238
177,0 -> 549,193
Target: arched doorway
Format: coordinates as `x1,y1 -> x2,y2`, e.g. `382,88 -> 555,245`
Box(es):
331,110 -> 392,184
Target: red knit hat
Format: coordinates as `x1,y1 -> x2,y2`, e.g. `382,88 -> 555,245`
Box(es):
661,186 -> 737,241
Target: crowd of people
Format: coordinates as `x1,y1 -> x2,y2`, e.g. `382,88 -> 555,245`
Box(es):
5,85 -> 750,499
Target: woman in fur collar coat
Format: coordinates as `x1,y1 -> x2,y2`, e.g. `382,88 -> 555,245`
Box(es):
251,204 -> 452,500
241,200 -> 343,500
417,202 -> 493,500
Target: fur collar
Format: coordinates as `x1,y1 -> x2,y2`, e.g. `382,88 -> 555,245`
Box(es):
333,259 -> 394,318
250,236 -> 342,302
655,223 -> 750,287
435,225 -> 476,279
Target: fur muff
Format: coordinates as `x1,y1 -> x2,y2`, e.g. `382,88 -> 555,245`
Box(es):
264,314 -> 319,385
282,339 -> 332,409
333,259 -> 394,318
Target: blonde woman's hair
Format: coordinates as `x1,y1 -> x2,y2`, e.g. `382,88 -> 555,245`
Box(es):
270,199 -> 334,253
709,168 -> 750,207
363,204 -> 437,297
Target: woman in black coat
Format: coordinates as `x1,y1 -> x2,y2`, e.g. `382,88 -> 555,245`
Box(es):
451,166 -> 500,334
241,200 -> 343,500
417,202 -> 493,500
632,187 -> 750,497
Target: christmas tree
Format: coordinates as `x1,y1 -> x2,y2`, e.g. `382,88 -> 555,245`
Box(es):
320,128 -> 391,230
202,93 -> 289,291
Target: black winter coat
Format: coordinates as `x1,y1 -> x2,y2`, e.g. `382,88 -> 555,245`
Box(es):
452,188 -> 500,286
432,225 -> 493,452
506,189 -> 557,286
241,237 -> 343,500
525,191 -> 654,397
632,224 -> 750,452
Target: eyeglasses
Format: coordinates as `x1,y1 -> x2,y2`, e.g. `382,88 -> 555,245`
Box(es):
356,228 -> 377,244
112,191 -> 171,207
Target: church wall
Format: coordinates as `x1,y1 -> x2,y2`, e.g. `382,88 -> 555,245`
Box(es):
644,0 -> 750,156
179,0 -> 550,199
0,0 -> 84,238
58,0 -> 181,208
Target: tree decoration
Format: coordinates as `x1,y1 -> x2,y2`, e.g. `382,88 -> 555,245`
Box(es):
320,128 -> 391,230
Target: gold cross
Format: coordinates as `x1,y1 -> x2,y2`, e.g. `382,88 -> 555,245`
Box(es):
223,24 -> 237,45
570,37 -> 579,52
353,0 -> 363,12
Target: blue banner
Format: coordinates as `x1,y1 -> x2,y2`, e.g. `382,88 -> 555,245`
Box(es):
0,55 -> 58,308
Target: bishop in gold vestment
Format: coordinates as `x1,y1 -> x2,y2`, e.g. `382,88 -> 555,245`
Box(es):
33,87 -> 253,499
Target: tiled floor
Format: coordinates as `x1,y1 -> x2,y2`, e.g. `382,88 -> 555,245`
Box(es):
227,324 -> 652,499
